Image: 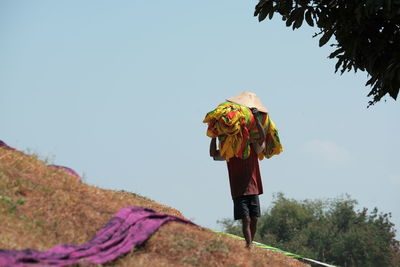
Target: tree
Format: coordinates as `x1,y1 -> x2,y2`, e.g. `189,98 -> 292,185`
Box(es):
253,0 -> 400,106
219,193 -> 400,266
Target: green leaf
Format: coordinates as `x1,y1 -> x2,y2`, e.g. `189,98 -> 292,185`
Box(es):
305,9 -> 314,26
319,29 -> 334,47
0,196 -> 12,203
334,57 -> 344,73
293,8 -> 305,29
389,88 -> 399,100
365,74 -> 379,87
9,204 -> 17,212
269,4 -> 275,19
258,8 -> 269,22
328,48 -> 344,59
286,10 -> 297,27
254,0 -> 267,16
257,0 -> 273,22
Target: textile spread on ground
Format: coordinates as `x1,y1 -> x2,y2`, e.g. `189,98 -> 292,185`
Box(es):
0,206 -> 194,267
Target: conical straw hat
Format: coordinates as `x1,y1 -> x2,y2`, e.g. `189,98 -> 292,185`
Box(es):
226,91 -> 268,113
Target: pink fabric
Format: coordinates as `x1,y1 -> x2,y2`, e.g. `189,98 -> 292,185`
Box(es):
0,206 -> 194,266
0,140 -> 15,151
0,139 -> 80,182
48,165 -> 81,182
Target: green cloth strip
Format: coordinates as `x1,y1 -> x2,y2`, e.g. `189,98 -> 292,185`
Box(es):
214,230 -> 338,267
214,231 -> 302,259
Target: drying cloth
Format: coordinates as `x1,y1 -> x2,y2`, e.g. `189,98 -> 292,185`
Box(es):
0,140 -> 15,151
0,206 -> 195,267
214,231 -> 337,267
48,165 -> 82,183
203,102 -> 283,161
1,139 -> 80,183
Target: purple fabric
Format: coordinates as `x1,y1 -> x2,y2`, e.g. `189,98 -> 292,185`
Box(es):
0,206 -> 194,267
1,140 -> 80,182
0,140 -> 15,151
48,165 -> 81,182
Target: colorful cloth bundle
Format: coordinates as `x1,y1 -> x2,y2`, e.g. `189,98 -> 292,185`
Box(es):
203,102 -> 283,161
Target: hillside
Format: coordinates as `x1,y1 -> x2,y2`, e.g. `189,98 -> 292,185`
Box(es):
0,144 -> 308,267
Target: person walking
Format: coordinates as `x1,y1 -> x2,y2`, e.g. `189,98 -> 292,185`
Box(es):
209,92 -> 267,249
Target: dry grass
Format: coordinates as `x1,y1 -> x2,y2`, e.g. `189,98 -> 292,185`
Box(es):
0,147 -> 308,267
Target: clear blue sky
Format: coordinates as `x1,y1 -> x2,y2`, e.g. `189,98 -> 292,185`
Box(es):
1,0 -> 399,238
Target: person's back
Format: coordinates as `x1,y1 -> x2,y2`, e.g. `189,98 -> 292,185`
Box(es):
210,107 -> 266,248
226,146 -> 263,199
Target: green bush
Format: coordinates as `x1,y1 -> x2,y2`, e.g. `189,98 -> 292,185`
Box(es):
219,193 -> 400,266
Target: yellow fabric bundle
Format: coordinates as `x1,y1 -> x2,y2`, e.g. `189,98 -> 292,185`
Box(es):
203,102 -> 283,161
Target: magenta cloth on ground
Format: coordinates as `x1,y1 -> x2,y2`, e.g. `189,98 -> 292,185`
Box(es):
0,140 -> 80,182
48,165 -> 81,182
0,206 -> 194,267
0,140 -> 15,151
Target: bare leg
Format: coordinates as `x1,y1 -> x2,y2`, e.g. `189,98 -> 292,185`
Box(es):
242,216 -> 252,248
250,216 -> 258,242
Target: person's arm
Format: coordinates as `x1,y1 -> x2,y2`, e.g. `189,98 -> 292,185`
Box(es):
251,108 -> 266,146
209,137 -> 225,161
